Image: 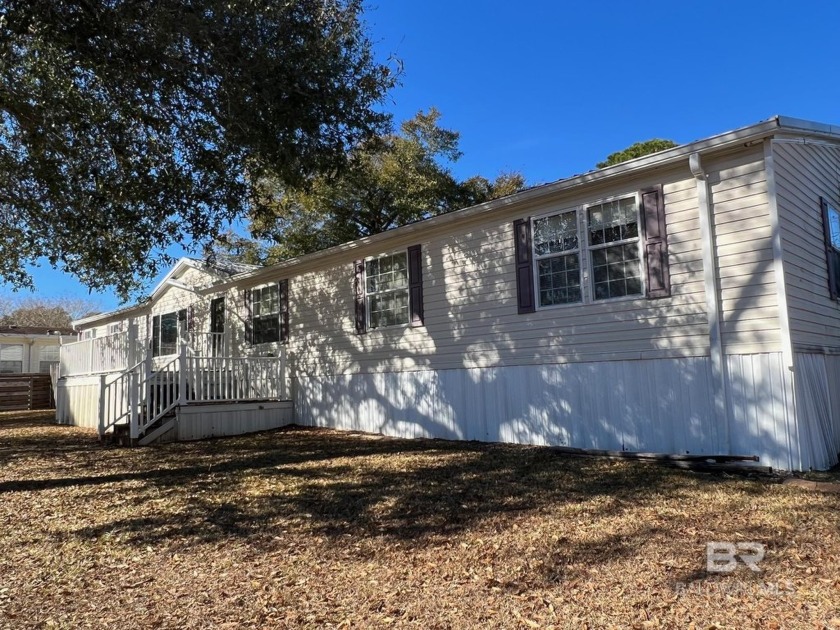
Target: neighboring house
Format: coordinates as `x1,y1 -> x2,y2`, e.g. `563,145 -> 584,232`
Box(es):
0,326 -> 76,374
59,116 -> 840,470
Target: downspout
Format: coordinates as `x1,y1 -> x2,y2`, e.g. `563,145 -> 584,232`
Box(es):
690,152 -> 731,454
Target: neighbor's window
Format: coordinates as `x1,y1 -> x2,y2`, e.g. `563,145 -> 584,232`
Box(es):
587,196 -> 642,300
39,345 -> 59,373
533,210 -> 582,306
252,284 -> 280,344
366,252 -> 409,328
0,344 -> 24,373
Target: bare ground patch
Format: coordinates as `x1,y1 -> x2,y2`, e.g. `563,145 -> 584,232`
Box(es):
0,410 -> 838,629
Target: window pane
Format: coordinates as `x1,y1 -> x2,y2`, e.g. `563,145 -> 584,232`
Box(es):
253,315 -> 279,344
0,344 -> 24,362
591,243 -> 642,300
250,285 -> 282,344
365,253 -> 410,328
160,312 -> 178,355
534,212 -> 578,256
537,254 -> 581,306
830,207 -> 840,251
588,198 -> 639,245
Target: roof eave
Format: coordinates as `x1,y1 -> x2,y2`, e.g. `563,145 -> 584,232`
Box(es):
203,116 -> 793,293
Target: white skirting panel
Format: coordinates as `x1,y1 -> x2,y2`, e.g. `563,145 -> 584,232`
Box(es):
792,353 -> 840,471
726,353 -> 799,471
295,353 -> 807,469
55,374 -> 118,431
175,401 -> 294,441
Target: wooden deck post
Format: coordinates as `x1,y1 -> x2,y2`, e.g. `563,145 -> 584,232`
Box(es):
129,368 -> 139,441
280,347 -> 287,400
178,342 -> 188,405
97,373 -> 106,436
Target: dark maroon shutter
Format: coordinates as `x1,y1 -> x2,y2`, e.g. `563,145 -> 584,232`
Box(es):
820,197 -> 840,300
513,219 -> 535,313
640,186 -> 671,299
407,245 -> 424,327
279,279 -> 290,342
187,305 -> 195,332
354,260 -> 366,334
242,289 -> 253,345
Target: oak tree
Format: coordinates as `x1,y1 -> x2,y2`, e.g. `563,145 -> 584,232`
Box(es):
236,109 -> 526,262
0,0 -> 394,299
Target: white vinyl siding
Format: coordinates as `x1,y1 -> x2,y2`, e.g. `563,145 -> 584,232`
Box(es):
284,164 -> 716,376
709,147 -> 781,355
772,140 -> 840,350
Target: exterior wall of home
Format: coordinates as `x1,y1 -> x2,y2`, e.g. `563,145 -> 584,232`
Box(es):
771,139 -> 840,350
277,146 -> 778,380
285,167 -> 705,376
296,351 -> 801,470
710,148 -> 781,355
280,144 -> 804,467
769,138 -> 840,469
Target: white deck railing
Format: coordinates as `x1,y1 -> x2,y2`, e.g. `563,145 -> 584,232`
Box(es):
93,344 -> 287,440
61,331 -> 229,377
60,332 -> 143,377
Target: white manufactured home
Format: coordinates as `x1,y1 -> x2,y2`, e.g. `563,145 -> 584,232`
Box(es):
58,116 -> 840,470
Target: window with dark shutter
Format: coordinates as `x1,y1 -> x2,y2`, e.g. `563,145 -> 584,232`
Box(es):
354,260 -> 366,334
640,185 -> 671,299
242,289 -> 253,345
279,279 -> 290,342
407,245 -> 424,327
820,196 -> 840,300
513,218 -> 535,313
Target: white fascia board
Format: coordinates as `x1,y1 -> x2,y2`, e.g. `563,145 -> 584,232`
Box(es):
73,257 -> 200,328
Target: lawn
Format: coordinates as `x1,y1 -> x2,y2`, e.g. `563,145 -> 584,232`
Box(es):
0,411 -> 838,629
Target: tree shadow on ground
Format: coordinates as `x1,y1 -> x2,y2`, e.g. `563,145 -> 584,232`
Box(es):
2,423 -> 724,546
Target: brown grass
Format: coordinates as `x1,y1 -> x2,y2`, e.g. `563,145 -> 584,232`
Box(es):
0,410 -> 838,629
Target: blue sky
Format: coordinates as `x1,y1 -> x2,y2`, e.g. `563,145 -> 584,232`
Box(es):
5,0 -> 840,314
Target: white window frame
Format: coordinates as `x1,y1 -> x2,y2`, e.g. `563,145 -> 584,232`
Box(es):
585,192 -> 645,303
532,192 -> 646,309
531,207 -> 583,309
251,283 -> 281,345
151,309 -> 187,357
364,250 -> 411,330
